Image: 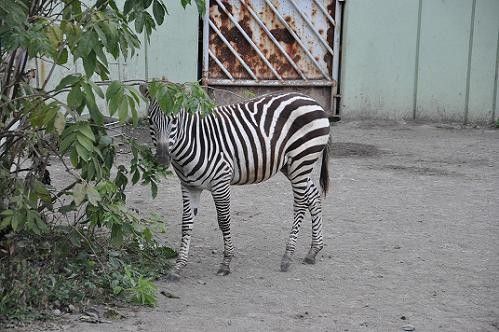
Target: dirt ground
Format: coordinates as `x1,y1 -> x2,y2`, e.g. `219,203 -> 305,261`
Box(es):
15,121 -> 499,331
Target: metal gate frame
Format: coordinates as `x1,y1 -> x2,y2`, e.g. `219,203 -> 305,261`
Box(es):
201,0 -> 344,116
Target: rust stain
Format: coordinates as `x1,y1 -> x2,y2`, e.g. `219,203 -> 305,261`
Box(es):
324,1 -> 336,74
270,28 -> 294,44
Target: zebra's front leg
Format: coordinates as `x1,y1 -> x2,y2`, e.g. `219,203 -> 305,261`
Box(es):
211,182 -> 234,276
166,185 -> 202,281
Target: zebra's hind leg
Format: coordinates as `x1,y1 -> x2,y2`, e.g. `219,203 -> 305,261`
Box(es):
281,180 -> 309,272
303,179 -> 324,265
211,181 -> 234,276
166,185 -> 202,281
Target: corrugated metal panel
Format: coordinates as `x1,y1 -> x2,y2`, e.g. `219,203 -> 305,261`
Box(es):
203,0 -> 343,116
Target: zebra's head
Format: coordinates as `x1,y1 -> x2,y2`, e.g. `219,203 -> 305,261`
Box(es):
139,83 -> 176,167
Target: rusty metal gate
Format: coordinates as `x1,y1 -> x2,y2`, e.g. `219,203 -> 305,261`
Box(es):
201,0 -> 343,117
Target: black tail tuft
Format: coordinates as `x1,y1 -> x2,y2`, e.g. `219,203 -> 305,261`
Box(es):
319,135 -> 331,196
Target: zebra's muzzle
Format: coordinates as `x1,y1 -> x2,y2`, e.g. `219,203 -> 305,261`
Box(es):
155,146 -> 171,167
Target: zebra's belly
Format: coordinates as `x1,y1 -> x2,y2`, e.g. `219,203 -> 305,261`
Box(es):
172,155 -> 283,189
229,155 -> 286,186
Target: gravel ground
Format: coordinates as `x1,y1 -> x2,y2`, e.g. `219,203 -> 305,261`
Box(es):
10,120 -> 499,332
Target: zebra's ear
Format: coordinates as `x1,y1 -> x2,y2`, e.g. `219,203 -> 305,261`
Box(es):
139,83 -> 149,98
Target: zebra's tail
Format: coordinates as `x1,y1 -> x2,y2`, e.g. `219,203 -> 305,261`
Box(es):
319,135 -> 332,196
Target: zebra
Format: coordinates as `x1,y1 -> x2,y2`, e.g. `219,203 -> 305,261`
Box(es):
139,85 -> 331,281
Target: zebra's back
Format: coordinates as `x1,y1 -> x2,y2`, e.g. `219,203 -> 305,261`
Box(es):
177,92 -> 330,187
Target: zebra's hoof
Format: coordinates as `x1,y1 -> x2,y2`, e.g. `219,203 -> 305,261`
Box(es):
165,271 -> 181,282
280,259 -> 292,272
303,255 -> 316,265
216,265 -> 231,276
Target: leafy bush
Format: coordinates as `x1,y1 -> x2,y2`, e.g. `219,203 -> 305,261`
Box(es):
0,229 -> 177,318
0,0 -> 209,321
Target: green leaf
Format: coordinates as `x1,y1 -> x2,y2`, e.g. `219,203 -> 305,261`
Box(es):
111,224 -> 124,247
76,133 -> 94,152
46,25 -> 63,48
153,0 -> 166,25
70,147 -> 79,166
33,180 -> 52,203
75,143 -> 90,161
106,80 -> 122,100
123,0 -> 134,15
83,50 -> 97,77
95,61 -> 110,80
82,83 -> 103,125
99,135 -> 113,146
78,30 -> 98,57
130,101 -> 138,125
151,181 -> 158,198
60,132 -> 76,153
11,211 -> 21,231
72,183 -> 86,206
132,170 -> 140,184
55,74 -> 82,91
118,97 -> 128,124
58,203 -> 76,214
0,209 -> 14,217
68,85 -> 83,109
54,111 -> 66,135
79,124 -> 96,141
143,227 -> 153,242
93,24 -> 108,48
0,217 -> 12,231
108,96 -> 119,116
28,209 -> 47,234
56,47 -> 69,65
94,45 -> 109,67
68,229 -> 82,247
134,11 -> 145,33
86,186 -> 101,206
90,82 -> 104,98
194,0 -> 205,15
158,246 -> 177,258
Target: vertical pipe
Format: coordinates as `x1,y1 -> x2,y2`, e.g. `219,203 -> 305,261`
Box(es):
331,0 -> 342,115
464,0 -> 476,124
202,0 -> 210,85
35,58 -> 40,88
144,33 -> 149,81
492,26 -> 499,124
412,0 -> 423,120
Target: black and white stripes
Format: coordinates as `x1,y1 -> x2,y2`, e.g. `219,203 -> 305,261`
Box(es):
142,87 -> 331,280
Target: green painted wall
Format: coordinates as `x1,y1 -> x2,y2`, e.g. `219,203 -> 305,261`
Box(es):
468,0 -> 499,123
35,1 -> 200,116
340,0 -> 419,119
416,0 -> 471,122
141,2 -> 200,83
340,0 -> 499,123
102,1 -> 199,83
